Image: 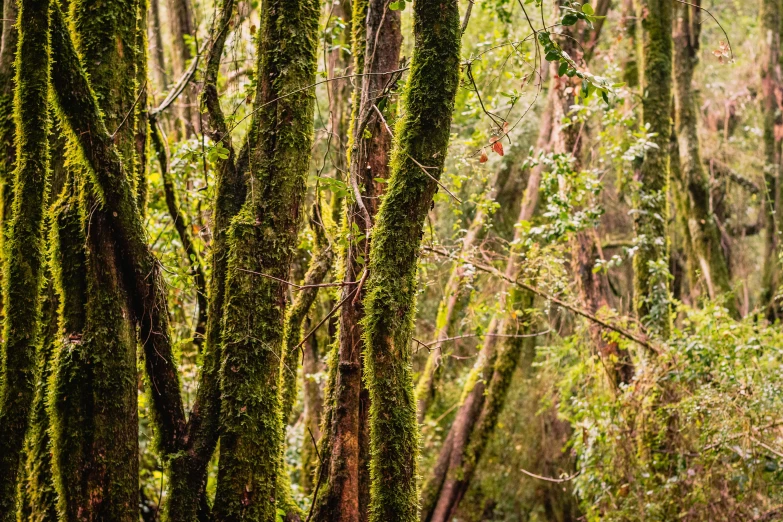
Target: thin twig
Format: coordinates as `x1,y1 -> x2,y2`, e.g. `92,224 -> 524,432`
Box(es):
293,282 -> 363,353
424,246 -> 658,354
371,104 -> 462,204
674,0 -> 734,61
150,42 -> 209,117
111,79 -> 147,138
236,267 -> 357,291
305,427 -> 324,522
413,330 -> 550,352
519,468 -> 580,483
461,0 -> 475,34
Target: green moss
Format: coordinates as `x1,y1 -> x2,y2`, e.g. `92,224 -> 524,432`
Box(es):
359,0 -> 461,519
0,0 -> 51,515
210,0 -> 320,518
632,0 -> 673,337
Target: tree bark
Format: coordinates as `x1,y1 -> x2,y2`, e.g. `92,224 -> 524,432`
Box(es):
359,0 -> 461,518
210,0 -> 319,517
49,1 -> 144,519
0,0 -> 51,514
310,1 -> 402,521
0,0 -> 16,239
632,0 -> 673,336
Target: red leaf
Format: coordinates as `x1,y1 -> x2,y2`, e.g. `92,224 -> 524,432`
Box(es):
479,151 -> 488,163
492,140 -> 504,156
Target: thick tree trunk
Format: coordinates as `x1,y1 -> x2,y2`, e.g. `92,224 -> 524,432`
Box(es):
0,0 -> 51,514
49,1 -> 143,520
760,0 -> 782,319
672,0 -> 736,316
310,0 -> 402,519
359,0 -> 461,518
210,0 -> 319,518
632,0 -> 673,336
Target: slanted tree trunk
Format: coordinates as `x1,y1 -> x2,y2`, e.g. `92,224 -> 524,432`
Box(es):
420,147 -> 543,522
672,0 -> 737,316
310,0 -> 401,520
359,0 -> 461,518
210,0 -> 319,517
632,0 -> 673,336
760,0 -> 783,319
0,0 -> 51,514
415,169 -> 501,424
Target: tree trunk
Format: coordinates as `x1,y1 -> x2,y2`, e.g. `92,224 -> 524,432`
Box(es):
149,0 -> 169,89
632,0 -> 673,336
0,0 -> 51,514
672,0 -> 737,316
760,0 -> 782,319
49,1 -> 143,520
167,0 -> 198,136
210,0 -> 319,517
301,318 -> 324,495
310,0 -> 401,520
420,156 -> 542,522
359,0 -> 461,518
164,0 -> 247,517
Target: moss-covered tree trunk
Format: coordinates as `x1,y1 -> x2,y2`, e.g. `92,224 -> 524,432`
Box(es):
210,0 -> 319,518
632,0 -> 673,336
359,0 -> 460,518
761,0 -> 783,319
0,0 -> 50,514
164,0 -> 247,517
49,1 -> 142,519
310,0 -> 401,520
672,0 -> 736,316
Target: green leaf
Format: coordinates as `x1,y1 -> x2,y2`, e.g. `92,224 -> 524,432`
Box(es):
389,0 -> 405,10
561,12 -> 579,25
582,2 -> 594,15
545,50 -> 560,62
558,61 -> 568,76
